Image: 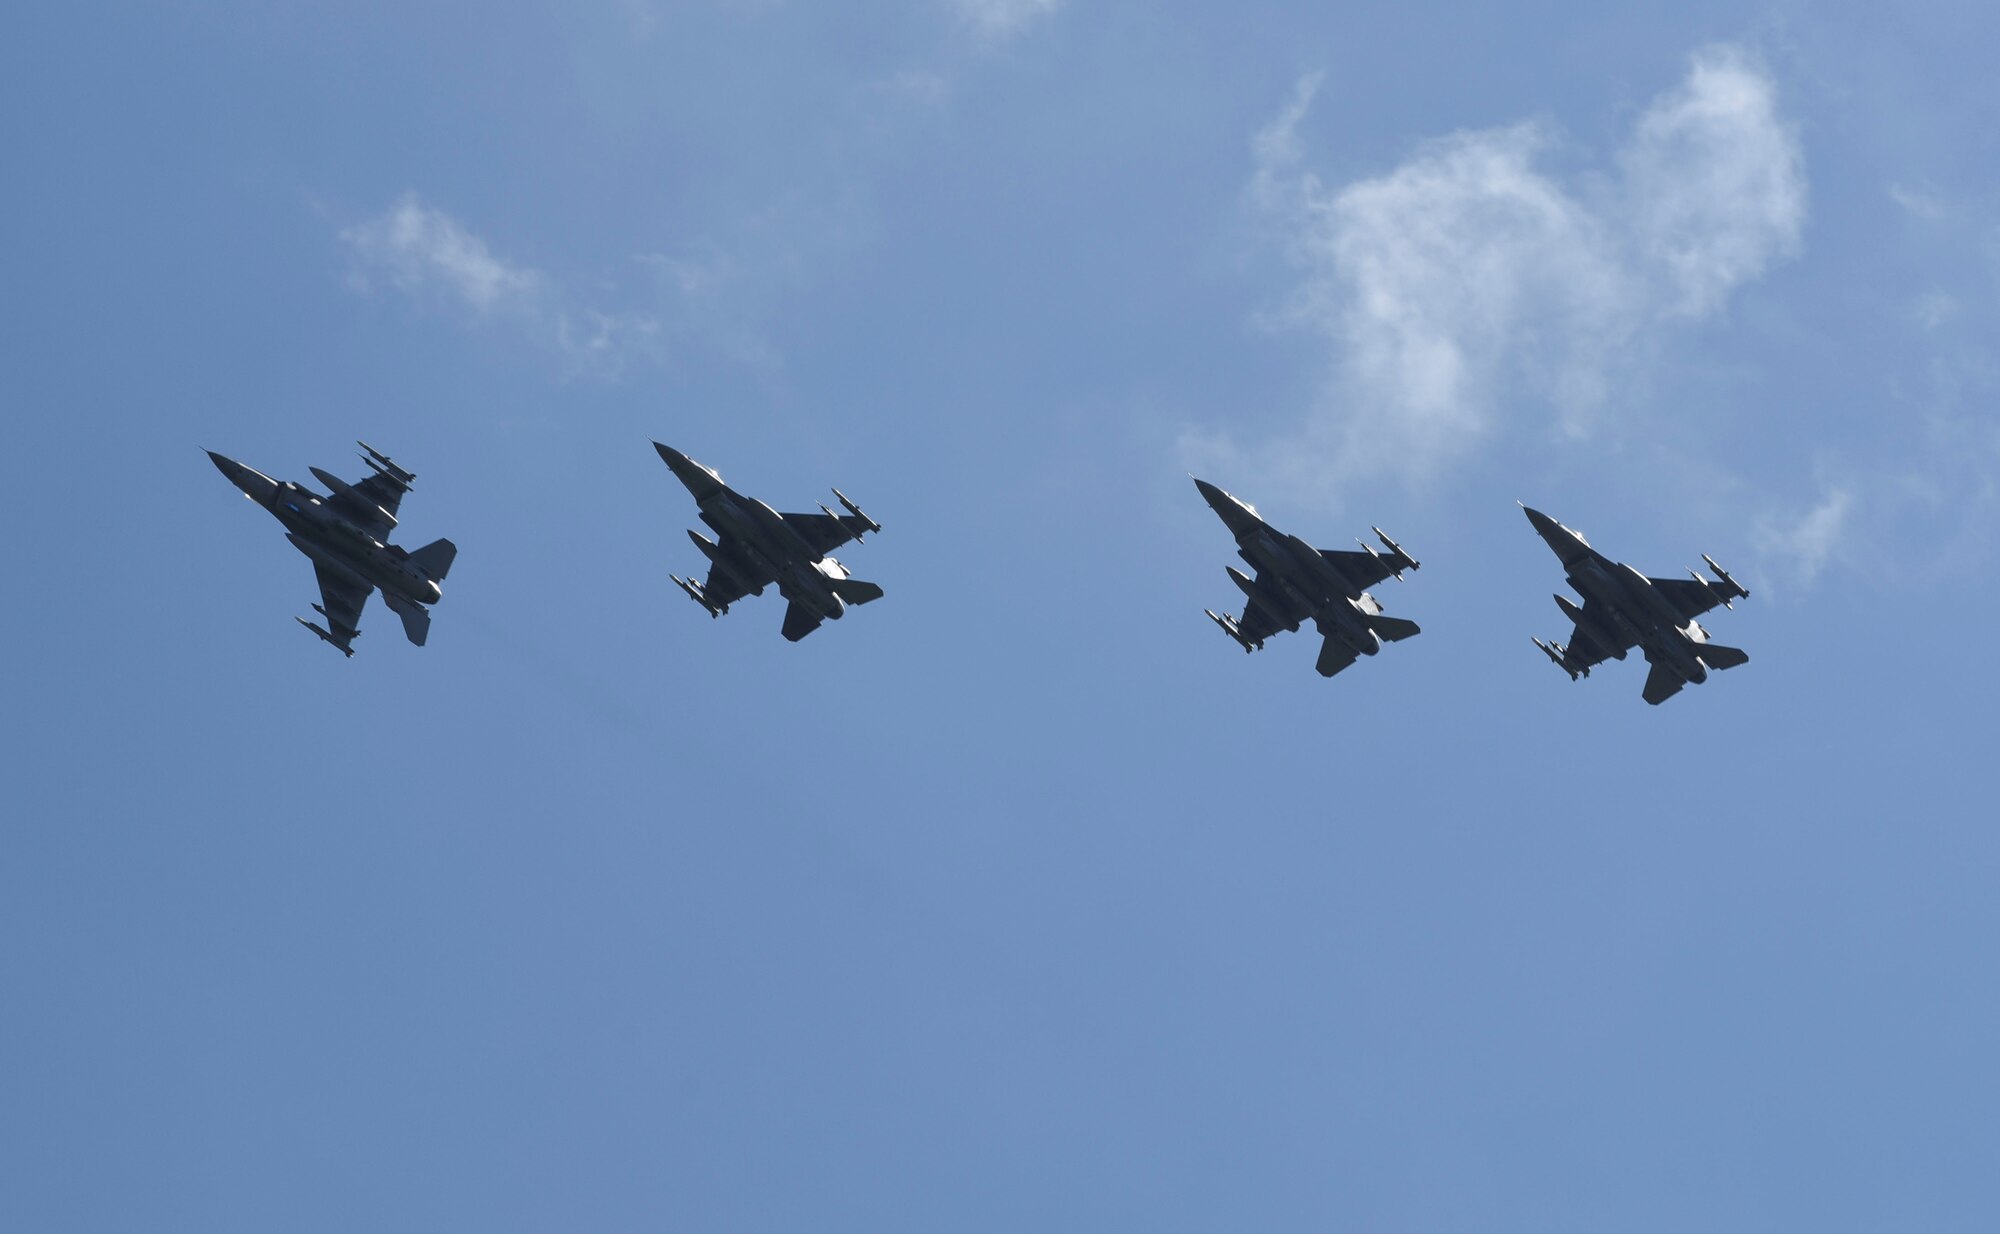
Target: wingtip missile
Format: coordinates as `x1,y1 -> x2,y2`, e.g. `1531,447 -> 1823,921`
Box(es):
820,502 -> 863,542
1371,527 -> 1419,573
1532,637 -> 1580,680
671,574 -> 723,617
356,441 -> 414,488
1205,608 -> 1256,653
1691,567 -> 1733,609
831,488 -> 881,535
296,616 -> 356,656
1701,554 -> 1748,602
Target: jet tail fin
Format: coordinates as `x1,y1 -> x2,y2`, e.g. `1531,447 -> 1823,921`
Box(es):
826,577 -> 884,606
1698,642 -> 1749,671
1364,613 -> 1421,643
380,592 -> 432,647
407,537 -> 457,582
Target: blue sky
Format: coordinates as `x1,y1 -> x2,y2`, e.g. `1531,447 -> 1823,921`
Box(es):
6,3 -> 1999,1230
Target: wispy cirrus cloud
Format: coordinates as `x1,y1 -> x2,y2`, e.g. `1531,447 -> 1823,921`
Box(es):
951,0 -> 1062,41
1754,486 -> 1853,590
1198,45 -> 1805,495
341,195 -> 542,314
340,194 -> 662,376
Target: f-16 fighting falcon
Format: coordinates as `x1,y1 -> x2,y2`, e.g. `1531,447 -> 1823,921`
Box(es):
1523,505 -> 1750,705
1194,477 -> 1421,679
207,442 -> 457,657
656,443 -> 883,642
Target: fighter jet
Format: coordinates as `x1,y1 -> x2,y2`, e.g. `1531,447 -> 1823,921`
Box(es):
1523,505 -> 1749,705
655,443 -> 883,642
1194,477 -> 1421,678
207,442 -> 456,656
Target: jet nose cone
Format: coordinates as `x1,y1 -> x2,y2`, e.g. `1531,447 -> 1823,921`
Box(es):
208,450 -> 278,503
1193,476 -> 1262,535
1521,505 -> 1560,536
654,442 -> 723,497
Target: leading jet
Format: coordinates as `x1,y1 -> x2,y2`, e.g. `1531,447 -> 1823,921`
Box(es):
656,443 -> 883,642
207,442 -> 457,656
1523,505 -> 1749,705
1194,477 -> 1421,679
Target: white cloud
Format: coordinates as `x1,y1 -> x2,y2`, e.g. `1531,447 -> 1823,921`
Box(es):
1203,45 -> 1806,494
1889,182 -> 1945,220
340,194 -> 541,314
1911,290 -> 1959,330
1622,48 -> 1806,317
952,0 -> 1062,40
340,194 -> 662,376
867,68 -> 952,108
1755,487 -> 1852,589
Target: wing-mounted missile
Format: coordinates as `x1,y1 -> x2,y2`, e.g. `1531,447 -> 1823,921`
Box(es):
671,574 -> 723,617
1532,637 -> 1582,680
356,441 -> 415,491
1699,555 -> 1748,606
818,503 -> 865,543
830,488 -> 881,536
310,466 -> 399,529
1205,609 -> 1258,653
1370,527 -> 1419,577
296,614 -> 356,656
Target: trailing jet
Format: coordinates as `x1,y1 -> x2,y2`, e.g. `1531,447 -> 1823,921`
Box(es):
1523,505 -> 1749,705
207,442 -> 456,656
1194,477 -> 1421,679
655,443 -> 883,642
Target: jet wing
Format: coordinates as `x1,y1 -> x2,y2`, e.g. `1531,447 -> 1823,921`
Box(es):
323,470 -> 407,537
1226,571 -> 1299,646
780,511 -> 874,558
1554,597 -> 1634,677
1650,576 -> 1731,622
694,540 -> 771,613
1318,548 -> 1398,591
312,562 -> 373,651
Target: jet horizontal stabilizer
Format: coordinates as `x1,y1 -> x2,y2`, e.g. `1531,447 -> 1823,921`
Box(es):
1641,660 -> 1685,705
1698,642 -> 1749,671
406,537 -> 456,583
1365,613 -> 1421,643
826,577 -> 883,606
380,591 -> 432,647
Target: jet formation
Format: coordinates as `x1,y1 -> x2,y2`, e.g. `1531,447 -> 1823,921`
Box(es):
1194,477 -> 1421,679
656,443 -> 884,642
206,442 -> 1755,704
1523,505 -> 1750,705
208,442 -> 456,656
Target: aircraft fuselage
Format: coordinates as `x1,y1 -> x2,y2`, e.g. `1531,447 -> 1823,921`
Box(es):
264,481 -> 441,605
